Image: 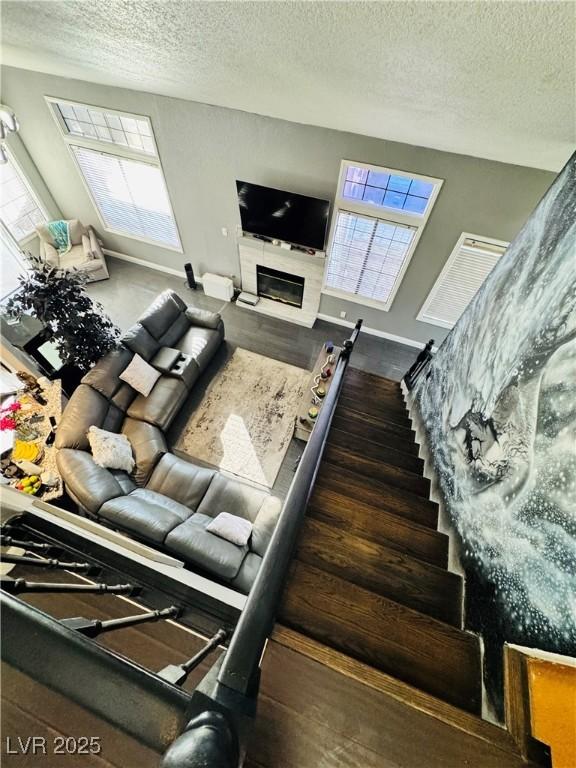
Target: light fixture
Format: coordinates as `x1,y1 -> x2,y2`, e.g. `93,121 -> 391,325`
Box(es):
0,105 -> 20,164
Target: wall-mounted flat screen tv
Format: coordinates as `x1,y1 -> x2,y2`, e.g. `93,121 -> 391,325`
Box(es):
236,180 -> 330,251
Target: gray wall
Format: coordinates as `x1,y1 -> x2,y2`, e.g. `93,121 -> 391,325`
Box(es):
1,65 -> 555,344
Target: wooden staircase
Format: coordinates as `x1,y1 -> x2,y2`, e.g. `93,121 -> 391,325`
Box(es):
278,366 -> 483,714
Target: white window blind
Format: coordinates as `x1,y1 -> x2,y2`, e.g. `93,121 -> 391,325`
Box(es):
72,146 -> 181,249
325,210 -> 417,305
0,156 -> 47,242
418,234 -> 508,329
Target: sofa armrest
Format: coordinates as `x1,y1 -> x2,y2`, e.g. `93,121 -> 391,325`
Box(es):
42,241 -> 60,267
185,307 -> 222,330
56,448 -> 125,514
88,226 -> 104,260
121,417 -> 167,486
81,233 -> 96,260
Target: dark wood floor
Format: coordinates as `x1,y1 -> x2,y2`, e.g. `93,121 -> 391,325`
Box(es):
278,366 -> 483,714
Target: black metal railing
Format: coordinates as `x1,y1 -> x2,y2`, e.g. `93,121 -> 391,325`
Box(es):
160,319 -> 363,767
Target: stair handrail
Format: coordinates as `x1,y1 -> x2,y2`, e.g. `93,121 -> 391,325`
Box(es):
160,319 -> 363,767
218,319 -> 363,695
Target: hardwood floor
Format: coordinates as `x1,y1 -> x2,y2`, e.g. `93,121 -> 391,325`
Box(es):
278,366 -> 484,715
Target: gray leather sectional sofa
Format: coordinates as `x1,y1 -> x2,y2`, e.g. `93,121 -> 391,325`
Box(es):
55,290 -> 281,593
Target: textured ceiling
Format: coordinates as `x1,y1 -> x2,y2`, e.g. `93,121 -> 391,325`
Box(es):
1,1 -> 574,170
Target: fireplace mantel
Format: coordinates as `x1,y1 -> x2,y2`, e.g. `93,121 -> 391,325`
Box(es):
237,236 -> 325,327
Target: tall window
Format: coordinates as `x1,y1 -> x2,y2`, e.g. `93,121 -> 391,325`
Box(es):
417,233 -> 509,329
324,160 -> 442,310
46,97 -> 182,251
0,153 -> 47,243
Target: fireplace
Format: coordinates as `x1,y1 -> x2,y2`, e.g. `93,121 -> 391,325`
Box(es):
256,265 -> 305,308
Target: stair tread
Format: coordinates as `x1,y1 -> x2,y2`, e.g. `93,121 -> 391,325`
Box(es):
316,463 -> 438,528
331,410 -> 419,455
346,367 -> 405,395
297,518 -> 462,625
280,561 -> 482,713
308,485 -> 448,568
325,444 -> 431,498
338,392 -> 412,428
328,426 -> 424,473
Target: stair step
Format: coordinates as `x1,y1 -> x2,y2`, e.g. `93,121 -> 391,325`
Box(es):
328,427 -> 424,474
297,518 -> 463,625
338,392 -> 412,429
324,444 -> 431,498
316,464 -> 438,529
308,485 -> 448,568
332,409 -> 419,455
346,367 -> 405,399
280,562 -> 482,713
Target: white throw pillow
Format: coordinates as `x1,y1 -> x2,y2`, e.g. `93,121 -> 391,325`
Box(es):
120,353 -> 161,397
88,426 -> 135,472
207,512 -> 253,547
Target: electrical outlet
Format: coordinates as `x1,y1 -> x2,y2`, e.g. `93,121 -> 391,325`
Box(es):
340,311 -> 347,319
221,227 -> 228,237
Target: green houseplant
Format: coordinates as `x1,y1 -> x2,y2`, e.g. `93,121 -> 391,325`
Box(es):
6,254 -> 119,375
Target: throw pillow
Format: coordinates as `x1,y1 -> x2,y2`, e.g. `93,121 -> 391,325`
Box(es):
207,512 -> 253,547
88,426 -> 135,472
46,220 -> 71,255
119,353 -> 161,396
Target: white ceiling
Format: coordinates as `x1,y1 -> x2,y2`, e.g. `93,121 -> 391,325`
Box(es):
1,1 -> 574,171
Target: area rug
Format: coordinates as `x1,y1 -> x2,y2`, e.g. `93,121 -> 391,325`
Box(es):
175,348 -> 309,488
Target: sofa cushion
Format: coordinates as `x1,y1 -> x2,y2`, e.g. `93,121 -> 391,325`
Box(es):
139,292 -> 183,340
81,347 -> 134,400
121,417 -> 167,486
195,473 -> 269,523
121,324 -> 159,361
99,488 -> 191,544
231,552 -> 262,594
185,307 -> 222,330
176,326 -> 223,371
146,453 -> 214,510
56,448 -> 125,514
127,376 -> 188,431
55,385 -> 111,451
120,353 -> 161,396
158,313 -> 191,349
164,513 -> 248,580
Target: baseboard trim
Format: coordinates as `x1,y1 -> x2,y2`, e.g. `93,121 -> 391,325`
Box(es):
316,313 -> 424,349
103,248 -> 203,283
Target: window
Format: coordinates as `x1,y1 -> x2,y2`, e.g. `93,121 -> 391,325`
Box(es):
0,153 -> 47,243
324,160 -> 442,310
417,233 -> 508,329
72,147 -> 181,249
46,97 -> 181,250
1,222 -> 26,300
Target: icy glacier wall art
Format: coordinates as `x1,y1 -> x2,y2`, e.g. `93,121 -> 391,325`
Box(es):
413,153 -> 576,682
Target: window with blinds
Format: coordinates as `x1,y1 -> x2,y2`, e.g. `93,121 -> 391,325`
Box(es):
324,160 -> 442,310
417,234 -> 508,329
0,155 -> 47,242
1,223 -> 26,299
72,146 -> 181,249
325,211 -> 417,305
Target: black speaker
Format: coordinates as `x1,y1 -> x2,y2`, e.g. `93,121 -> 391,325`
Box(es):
184,262 -> 197,290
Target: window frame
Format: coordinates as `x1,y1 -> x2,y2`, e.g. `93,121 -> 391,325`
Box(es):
0,147 -> 50,246
44,95 -> 183,253
416,231 -> 509,329
323,159 -> 443,311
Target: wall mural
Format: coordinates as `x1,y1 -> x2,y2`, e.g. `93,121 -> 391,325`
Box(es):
413,153 -> 576,709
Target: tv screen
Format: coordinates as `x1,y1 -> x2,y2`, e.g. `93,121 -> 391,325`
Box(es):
236,180 -> 330,251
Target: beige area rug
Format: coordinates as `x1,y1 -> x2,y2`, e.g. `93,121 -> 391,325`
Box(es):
175,348 -> 309,488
